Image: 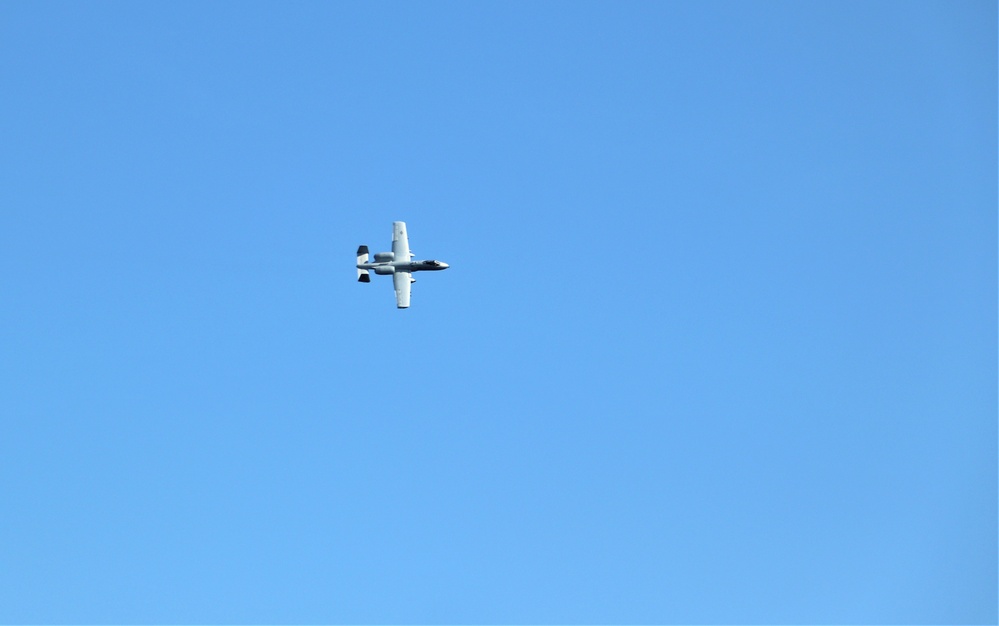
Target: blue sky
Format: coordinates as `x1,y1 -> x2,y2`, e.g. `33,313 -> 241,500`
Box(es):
0,1 -> 995,623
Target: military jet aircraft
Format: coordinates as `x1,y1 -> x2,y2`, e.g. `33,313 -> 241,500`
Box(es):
356,221 -> 449,308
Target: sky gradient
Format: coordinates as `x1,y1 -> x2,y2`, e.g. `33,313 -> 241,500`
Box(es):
1,1 -> 995,623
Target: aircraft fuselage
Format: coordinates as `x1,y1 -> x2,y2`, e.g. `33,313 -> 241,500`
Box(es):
356,258 -> 449,273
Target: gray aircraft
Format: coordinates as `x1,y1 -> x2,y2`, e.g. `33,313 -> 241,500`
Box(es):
356,221 -> 449,308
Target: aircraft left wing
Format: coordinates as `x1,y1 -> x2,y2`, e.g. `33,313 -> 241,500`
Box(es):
393,270 -> 411,309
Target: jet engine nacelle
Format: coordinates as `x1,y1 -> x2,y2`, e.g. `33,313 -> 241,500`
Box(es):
373,252 -> 394,262
373,266 -> 395,275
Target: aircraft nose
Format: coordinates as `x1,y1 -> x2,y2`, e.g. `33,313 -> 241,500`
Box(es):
441,262 -> 449,269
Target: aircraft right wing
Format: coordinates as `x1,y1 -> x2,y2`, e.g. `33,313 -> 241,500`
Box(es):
393,270 -> 412,309
392,221 -> 410,261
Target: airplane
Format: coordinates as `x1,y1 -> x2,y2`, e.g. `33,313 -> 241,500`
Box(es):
356,221 -> 449,308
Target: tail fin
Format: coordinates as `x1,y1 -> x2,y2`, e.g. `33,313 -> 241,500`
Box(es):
356,245 -> 370,282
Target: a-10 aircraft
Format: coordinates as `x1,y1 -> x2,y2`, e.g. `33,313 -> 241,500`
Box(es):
356,221 -> 449,308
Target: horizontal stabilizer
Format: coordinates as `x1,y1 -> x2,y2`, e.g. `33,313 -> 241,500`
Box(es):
357,245 -> 370,282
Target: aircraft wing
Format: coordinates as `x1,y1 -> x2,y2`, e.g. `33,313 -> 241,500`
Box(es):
393,270 -> 411,309
392,221 -> 410,261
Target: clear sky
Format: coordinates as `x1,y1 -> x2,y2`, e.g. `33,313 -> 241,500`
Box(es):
0,1 -> 995,624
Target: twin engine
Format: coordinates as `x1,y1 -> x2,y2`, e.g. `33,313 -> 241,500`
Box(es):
373,251 -> 394,262
373,266 -> 395,275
